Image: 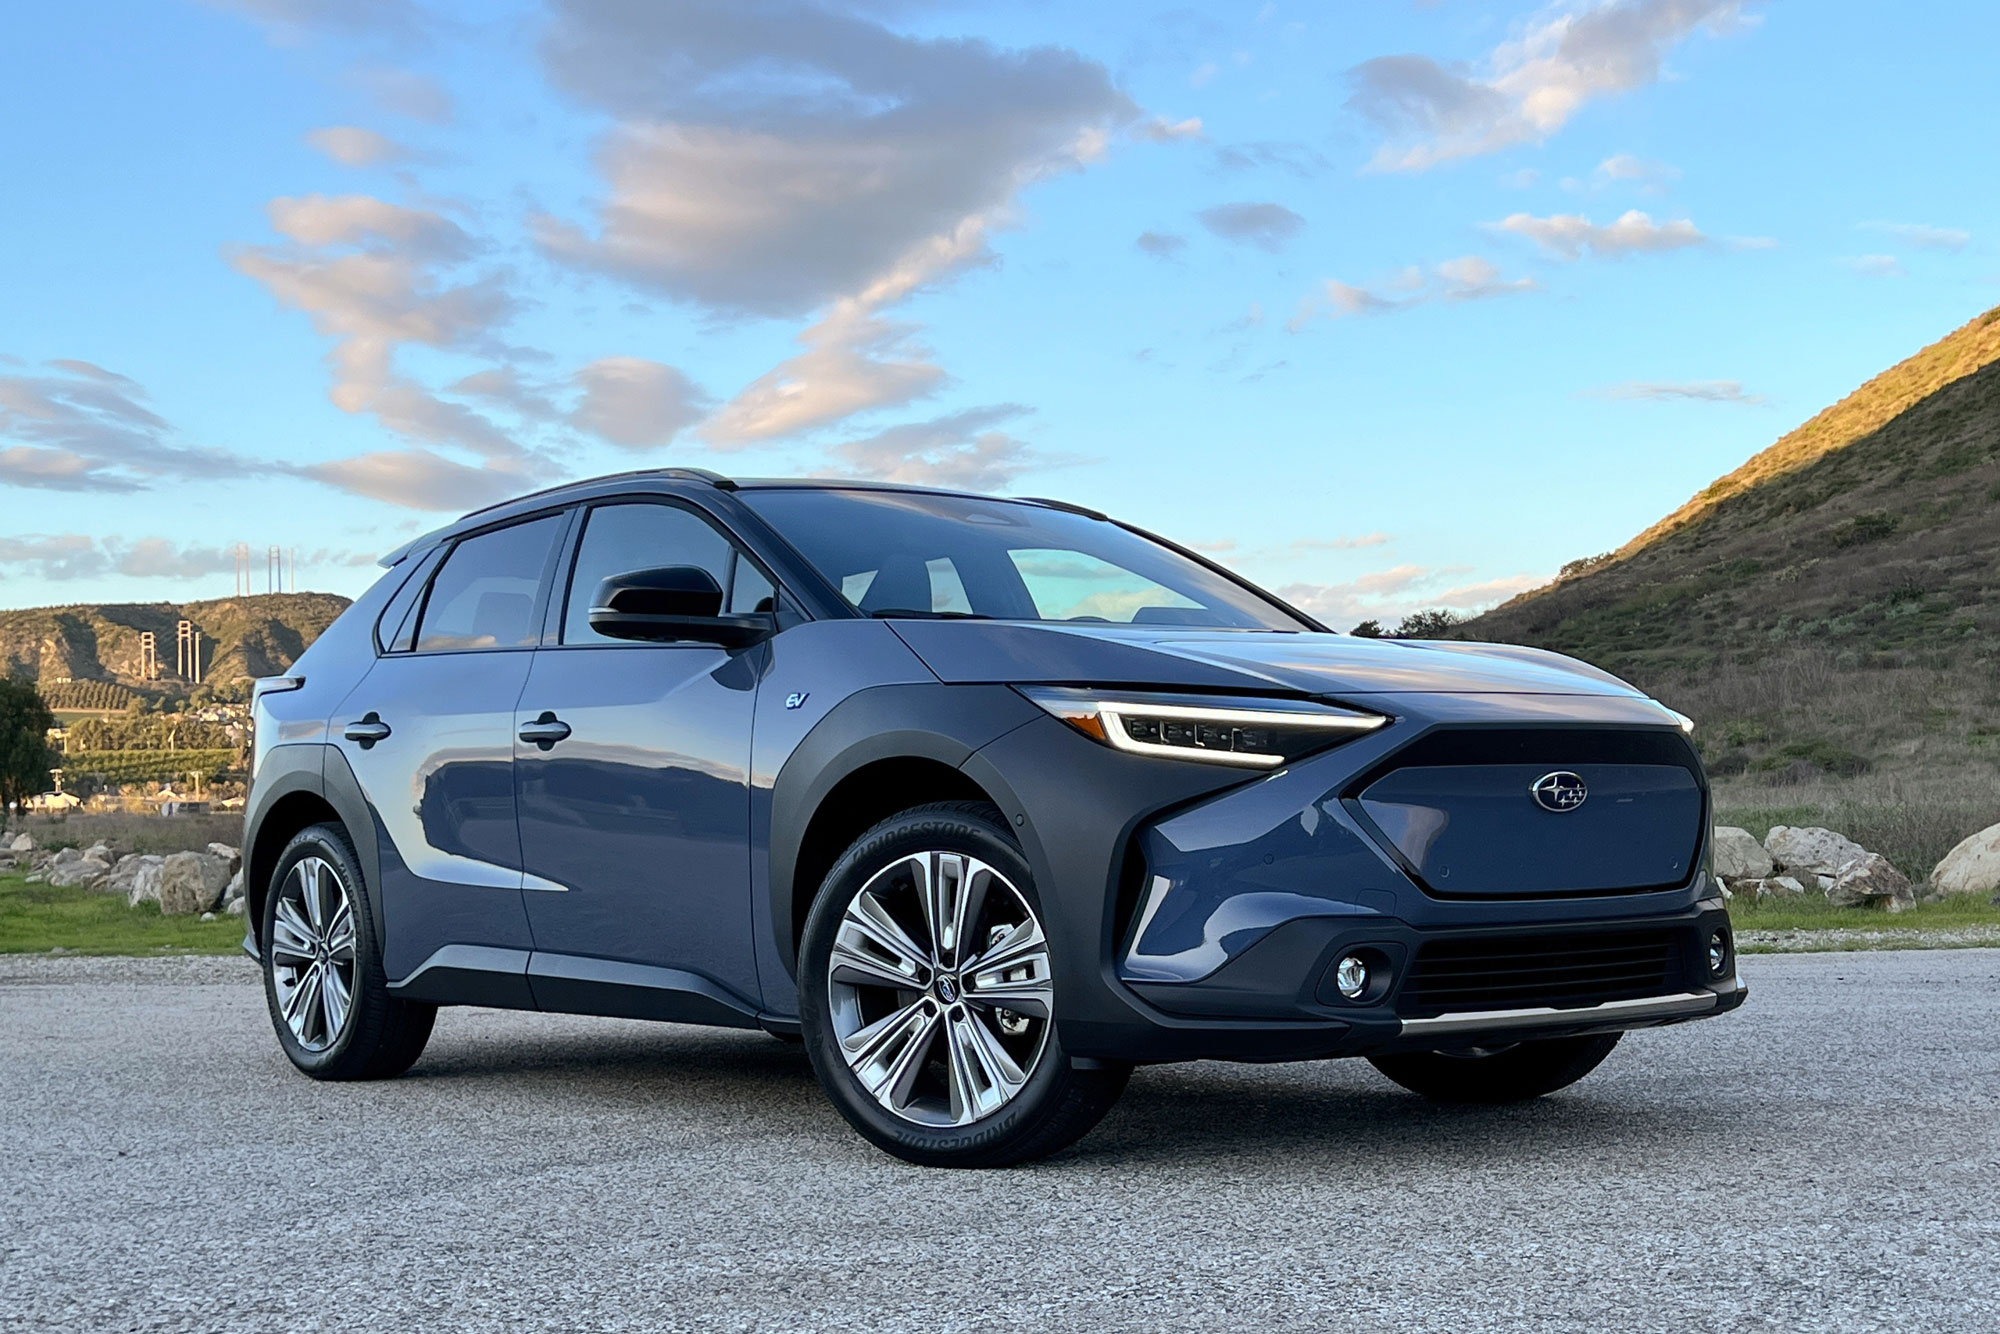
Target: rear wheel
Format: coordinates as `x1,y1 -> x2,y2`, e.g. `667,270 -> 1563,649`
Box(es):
262,823 -> 435,1080
1368,1033 -> 1621,1103
798,802 -> 1128,1167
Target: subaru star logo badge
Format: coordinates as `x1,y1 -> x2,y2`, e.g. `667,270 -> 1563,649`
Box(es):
1530,770 -> 1588,813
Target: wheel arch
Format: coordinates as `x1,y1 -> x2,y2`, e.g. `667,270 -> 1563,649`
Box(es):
764,684 -> 1044,978
243,743 -> 384,954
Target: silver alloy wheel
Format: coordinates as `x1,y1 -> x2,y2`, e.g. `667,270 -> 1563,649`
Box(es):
827,850 -> 1055,1127
269,855 -> 357,1053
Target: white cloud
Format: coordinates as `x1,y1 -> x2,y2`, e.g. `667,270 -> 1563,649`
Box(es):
1863,222 -> 1970,252
1196,201 -> 1306,251
1348,0 -> 1751,171
302,448 -> 529,512
1591,378 -> 1766,403
570,357 -> 707,449
1276,564 -> 1541,626
0,360 -> 268,493
0,533 -> 244,581
231,193 -> 533,482
821,405 -> 1061,492
1492,208 -> 1707,259
534,0 -> 1134,320
1592,152 -> 1680,190
1138,116 -> 1206,143
1843,254 -> 1906,279
306,126 -> 408,168
1289,255 -> 1535,328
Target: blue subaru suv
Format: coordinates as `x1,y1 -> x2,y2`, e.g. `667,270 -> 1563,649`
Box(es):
244,469 -> 1744,1166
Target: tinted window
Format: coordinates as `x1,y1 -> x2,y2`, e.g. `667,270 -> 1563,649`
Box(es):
742,489 -> 1307,630
374,546 -> 445,654
563,503 -> 740,645
414,516 -> 563,653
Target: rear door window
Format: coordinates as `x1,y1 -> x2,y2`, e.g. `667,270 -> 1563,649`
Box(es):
413,515 -> 565,653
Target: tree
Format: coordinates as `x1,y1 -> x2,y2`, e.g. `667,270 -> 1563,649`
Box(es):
1349,619 -> 1385,638
0,678 -> 57,810
1392,609 -> 1465,639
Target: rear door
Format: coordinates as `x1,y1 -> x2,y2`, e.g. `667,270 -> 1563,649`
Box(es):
512,499 -> 775,1017
333,511 -> 568,988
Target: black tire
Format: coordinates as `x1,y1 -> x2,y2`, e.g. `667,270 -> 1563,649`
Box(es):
262,822 -> 435,1081
1368,1033 -> 1621,1103
798,802 -> 1129,1168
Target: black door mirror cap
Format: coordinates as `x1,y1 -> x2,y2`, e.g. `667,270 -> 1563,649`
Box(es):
587,607 -> 775,648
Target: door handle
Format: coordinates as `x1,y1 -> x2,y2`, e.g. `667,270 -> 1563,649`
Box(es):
343,713 -> 391,747
518,711 -> 572,750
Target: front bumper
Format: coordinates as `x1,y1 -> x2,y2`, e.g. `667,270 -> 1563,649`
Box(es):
962,691 -> 1744,1066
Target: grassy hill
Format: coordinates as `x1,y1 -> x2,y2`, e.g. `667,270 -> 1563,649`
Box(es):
0,592 -> 352,697
1464,304 -> 2000,880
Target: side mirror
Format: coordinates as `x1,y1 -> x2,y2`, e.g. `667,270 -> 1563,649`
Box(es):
587,566 -> 775,648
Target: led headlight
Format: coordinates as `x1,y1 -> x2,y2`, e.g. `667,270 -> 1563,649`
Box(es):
1017,686 -> 1386,768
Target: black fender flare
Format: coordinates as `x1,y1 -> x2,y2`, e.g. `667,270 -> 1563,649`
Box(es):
242,743 -> 385,955
764,683 -> 1043,977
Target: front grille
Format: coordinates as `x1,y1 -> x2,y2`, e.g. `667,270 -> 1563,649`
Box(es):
1399,930 -> 1682,1016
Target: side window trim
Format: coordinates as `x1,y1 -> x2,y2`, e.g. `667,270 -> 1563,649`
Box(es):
405,508 -> 573,656
552,496 -> 790,649
373,545 -> 447,655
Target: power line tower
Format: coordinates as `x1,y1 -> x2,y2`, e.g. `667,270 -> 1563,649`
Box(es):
234,542 -> 252,596
175,620 -> 202,684
267,545 -> 283,594
139,632 -> 159,681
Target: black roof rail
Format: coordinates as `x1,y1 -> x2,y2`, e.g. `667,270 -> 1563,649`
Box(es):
1020,496 -> 1108,521
454,466 -> 739,523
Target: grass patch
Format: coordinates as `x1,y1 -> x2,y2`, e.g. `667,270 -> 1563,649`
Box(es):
0,872 -> 244,956
1727,891 -> 2000,933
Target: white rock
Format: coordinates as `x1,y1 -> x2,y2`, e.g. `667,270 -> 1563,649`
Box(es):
199,911 -> 217,921
1712,827 -> 1775,880
220,867 -> 244,906
158,852 -> 232,916
47,856 -> 112,889
100,854 -> 165,906
83,842 -> 113,863
1932,823 -> 2000,898
1827,852 -> 1914,910
52,846 -> 82,867
7,832 -> 34,853
225,896 -> 247,917
206,843 -> 243,873
1739,875 -> 1809,899
1765,826 -> 1870,877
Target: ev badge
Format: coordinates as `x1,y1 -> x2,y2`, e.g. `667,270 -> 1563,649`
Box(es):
1530,770 -> 1588,813
784,692 -> 810,710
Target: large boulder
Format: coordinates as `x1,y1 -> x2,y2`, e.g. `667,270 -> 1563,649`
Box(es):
101,854 -> 166,906
1828,852 -> 1915,911
1932,824 -> 2000,898
51,846 -> 82,867
207,843 -> 243,874
220,866 -> 245,908
47,855 -> 112,889
1765,826 -> 1869,878
6,832 -> 34,853
83,842 -> 114,864
1713,827 -> 1774,880
158,851 -> 232,916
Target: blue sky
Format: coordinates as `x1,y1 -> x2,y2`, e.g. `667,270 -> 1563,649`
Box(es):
2,0 -> 1994,625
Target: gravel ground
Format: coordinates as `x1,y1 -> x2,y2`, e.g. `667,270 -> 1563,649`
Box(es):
3,950 -> 1997,1332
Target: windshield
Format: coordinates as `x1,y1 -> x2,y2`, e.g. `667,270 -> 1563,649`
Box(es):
741,489 -> 1310,631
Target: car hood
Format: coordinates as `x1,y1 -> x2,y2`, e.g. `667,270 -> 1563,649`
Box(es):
886,621 -> 1646,698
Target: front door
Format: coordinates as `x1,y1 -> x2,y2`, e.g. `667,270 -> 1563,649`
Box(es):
513,500 -> 775,1016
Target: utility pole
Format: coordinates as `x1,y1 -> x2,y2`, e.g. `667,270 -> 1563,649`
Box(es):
175,621 -> 201,684
139,632 -> 158,681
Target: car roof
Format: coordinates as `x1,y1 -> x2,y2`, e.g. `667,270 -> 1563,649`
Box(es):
377,470 -> 1094,567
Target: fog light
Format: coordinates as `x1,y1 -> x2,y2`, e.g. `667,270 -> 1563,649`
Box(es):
1707,930 -> 1731,978
1334,954 -> 1370,1000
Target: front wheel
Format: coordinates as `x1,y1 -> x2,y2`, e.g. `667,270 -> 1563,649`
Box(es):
798,802 -> 1128,1168
262,823 -> 435,1081
1368,1033 -> 1621,1103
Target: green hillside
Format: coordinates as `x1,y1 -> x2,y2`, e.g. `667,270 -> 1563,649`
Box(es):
1471,306 -> 2000,675
0,592 -> 352,696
